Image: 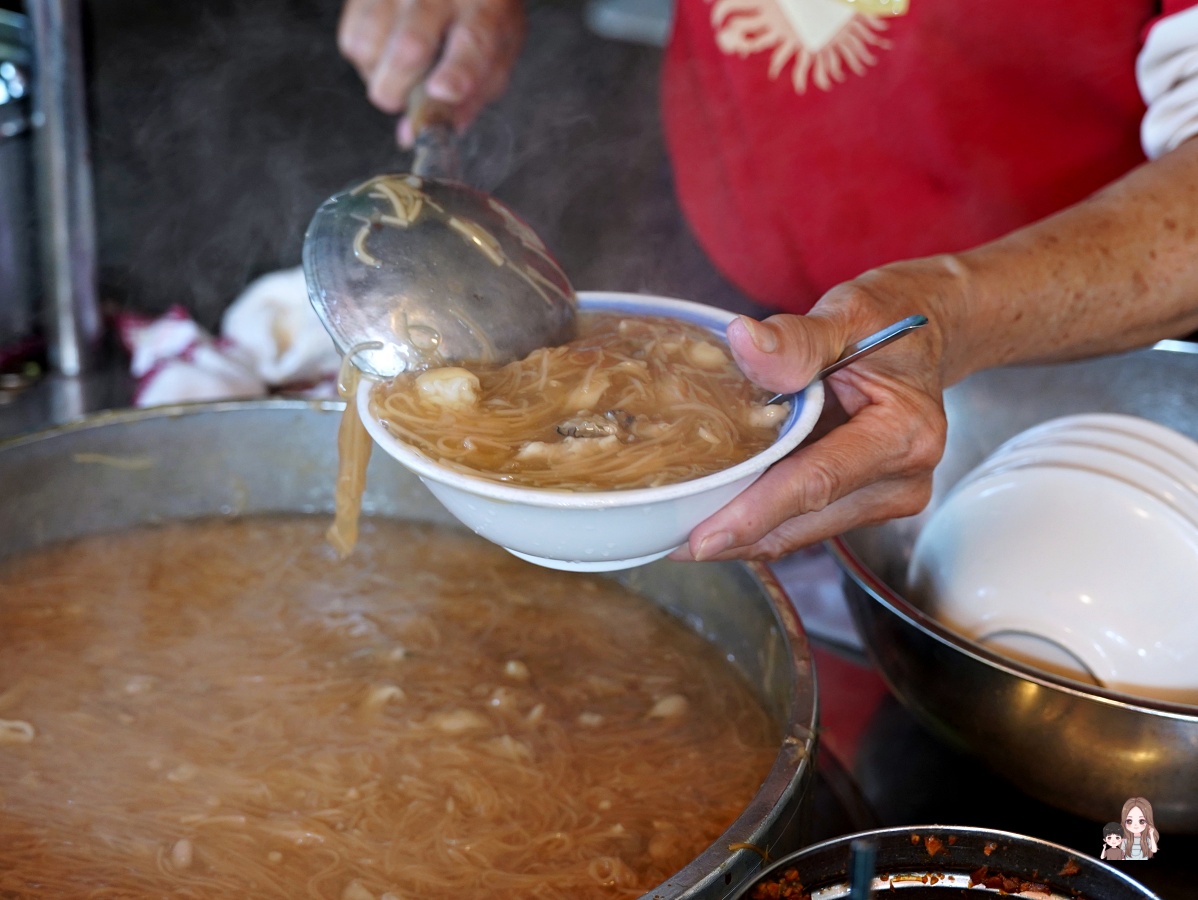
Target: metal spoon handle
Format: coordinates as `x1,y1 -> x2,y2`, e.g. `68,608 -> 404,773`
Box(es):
408,84 -> 461,181
818,314 -> 928,380
767,314 -> 928,403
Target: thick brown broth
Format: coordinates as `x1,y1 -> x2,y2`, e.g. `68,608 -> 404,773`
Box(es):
369,313 -> 788,490
0,517 -> 778,899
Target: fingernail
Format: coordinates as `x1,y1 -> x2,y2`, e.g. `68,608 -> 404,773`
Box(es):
428,73 -> 466,102
397,117 -> 414,149
738,316 -> 777,353
694,531 -> 733,561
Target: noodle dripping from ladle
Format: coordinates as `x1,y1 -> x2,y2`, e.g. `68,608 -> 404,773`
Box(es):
0,517 -> 779,899
327,351 -> 375,558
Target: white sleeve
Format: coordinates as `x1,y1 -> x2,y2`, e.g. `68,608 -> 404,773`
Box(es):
1138,5 -> 1198,160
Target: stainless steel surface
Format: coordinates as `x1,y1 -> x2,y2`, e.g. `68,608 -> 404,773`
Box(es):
0,399 -> 817,900
0,10 -> 36,356
0,363 -> 130,437
28,0 -> 101,377
303,100 -> 577,379
733,826 -> 1160,899
830,340 -> 1198,831
767,315 -> 928,405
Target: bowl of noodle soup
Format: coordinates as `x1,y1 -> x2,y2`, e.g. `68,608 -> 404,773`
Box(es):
357,292 -> 825,571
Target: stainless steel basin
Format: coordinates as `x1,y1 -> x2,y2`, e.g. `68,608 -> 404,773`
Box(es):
831,340 -> 1198,831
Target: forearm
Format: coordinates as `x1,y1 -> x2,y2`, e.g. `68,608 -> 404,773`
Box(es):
684,128 -> 1198,561
887,139 -> 1198,386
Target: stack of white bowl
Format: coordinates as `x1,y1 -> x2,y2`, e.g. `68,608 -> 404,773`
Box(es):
908,413 -> 1198,705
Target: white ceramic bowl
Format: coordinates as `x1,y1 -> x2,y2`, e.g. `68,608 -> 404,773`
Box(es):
358,292 -> 825,572
909,463 -> 1198,703
952,441 -> 1198,526
997,428 -> 1198,495
993,413 -> 1198,490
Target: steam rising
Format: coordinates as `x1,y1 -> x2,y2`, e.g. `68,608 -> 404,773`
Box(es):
89,0 -> 764,330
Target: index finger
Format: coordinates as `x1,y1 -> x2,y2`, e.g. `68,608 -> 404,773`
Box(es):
368,0 -> 454,114
425,0 -> 523,109
339,0 -> 394,80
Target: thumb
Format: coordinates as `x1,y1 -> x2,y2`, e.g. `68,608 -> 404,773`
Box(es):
726,312 -> 851,394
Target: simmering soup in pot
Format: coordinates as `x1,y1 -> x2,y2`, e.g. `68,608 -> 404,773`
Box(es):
0,517 -> 778,899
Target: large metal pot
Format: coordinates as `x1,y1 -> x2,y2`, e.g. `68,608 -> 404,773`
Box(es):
831,341 -> 1198,831
0,398 -> 818,899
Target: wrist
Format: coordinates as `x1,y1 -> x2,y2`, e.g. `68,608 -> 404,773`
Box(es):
817,253 -> 973,387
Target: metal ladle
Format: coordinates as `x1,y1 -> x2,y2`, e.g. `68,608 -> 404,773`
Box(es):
302,90 -> 577,379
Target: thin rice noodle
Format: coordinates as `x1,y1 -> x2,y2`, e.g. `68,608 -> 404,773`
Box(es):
0,517 -> 779,899
369,313 -> 787,491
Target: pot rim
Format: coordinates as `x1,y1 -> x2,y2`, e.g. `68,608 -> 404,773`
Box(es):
733,824 -> 1161,899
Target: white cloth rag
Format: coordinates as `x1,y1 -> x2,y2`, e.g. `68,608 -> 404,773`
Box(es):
1139,5 -> 1198,159
122,267 -> 340,407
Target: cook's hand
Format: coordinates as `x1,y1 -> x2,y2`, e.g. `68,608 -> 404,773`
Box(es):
672,260 -> 958,562
338,0 -> 525,145
676,136 -> 1198,562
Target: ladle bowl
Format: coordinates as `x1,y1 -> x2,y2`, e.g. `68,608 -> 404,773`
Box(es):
302,93 -> 577,379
